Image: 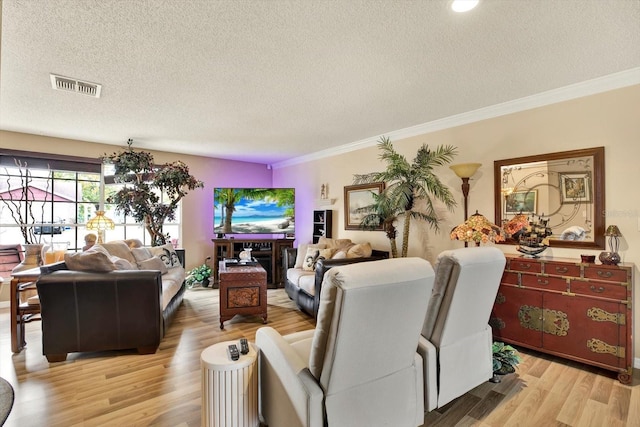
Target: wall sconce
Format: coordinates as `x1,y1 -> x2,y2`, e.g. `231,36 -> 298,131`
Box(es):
450,163 -> 482,247
86,211 -> 115,244
599,225 -> 622,265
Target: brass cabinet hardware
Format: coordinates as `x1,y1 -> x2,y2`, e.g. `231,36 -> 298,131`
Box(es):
587,307 -> 625,325
596,270 -> 613,279
587,338 -> 625,358
518,305 -> 569,336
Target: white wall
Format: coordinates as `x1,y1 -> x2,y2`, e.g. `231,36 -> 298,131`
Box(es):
273,85 -> 640,363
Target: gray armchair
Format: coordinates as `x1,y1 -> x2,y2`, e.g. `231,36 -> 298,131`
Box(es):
257,257 -> 435,427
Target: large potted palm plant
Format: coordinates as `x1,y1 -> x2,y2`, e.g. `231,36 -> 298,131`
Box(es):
353,136 -> 457,257
102,139 -> 204,246
356,190 -> 402,258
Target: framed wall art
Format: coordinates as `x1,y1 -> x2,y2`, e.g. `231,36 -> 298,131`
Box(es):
344,182 -> 384,230
559,172 -> 591,204
505,190 -> 537,214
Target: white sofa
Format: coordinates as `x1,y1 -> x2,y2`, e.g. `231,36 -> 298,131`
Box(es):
283,237 -> 388,317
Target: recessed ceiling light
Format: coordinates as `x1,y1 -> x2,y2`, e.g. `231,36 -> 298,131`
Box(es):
451,0 -> 479,13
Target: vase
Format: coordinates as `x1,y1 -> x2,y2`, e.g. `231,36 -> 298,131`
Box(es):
599,251 -> 620,265
12,243 -> 44,273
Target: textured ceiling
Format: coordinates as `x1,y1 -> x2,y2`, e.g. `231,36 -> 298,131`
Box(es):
1,0 -> 639,166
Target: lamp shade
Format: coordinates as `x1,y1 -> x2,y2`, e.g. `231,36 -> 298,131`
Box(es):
86,211 -> 115,232
504,214 -> 529,237
449,163 -> 482,178
450,210 -> 504,245
605,225 -> 622,237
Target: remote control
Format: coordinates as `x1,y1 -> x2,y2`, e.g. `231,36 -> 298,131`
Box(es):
239,338 -> 249,355
228,344 -> 240,361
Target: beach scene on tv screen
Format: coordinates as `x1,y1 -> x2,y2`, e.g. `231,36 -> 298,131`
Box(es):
214,188 -> 295,234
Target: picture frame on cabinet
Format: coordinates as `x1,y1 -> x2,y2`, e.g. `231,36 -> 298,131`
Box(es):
344,182 -> 384,230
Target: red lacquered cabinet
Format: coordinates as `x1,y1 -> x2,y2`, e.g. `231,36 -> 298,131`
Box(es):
491,255 -> 634,384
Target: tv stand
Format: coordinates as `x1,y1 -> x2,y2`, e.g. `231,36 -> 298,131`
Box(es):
211,238 -> 293,288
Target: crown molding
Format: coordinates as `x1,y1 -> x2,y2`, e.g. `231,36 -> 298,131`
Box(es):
272,67 -> 640,169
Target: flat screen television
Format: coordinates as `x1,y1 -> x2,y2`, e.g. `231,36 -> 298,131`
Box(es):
213,188 -> 295,235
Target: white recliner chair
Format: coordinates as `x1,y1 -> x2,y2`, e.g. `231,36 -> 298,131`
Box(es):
256,257 -> 435,427
418,247 -> 506,412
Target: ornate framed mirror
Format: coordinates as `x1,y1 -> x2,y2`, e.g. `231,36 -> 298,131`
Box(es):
494,147 -> 605,249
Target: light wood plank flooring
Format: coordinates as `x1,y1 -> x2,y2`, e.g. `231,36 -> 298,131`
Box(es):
0,287 -> 638,426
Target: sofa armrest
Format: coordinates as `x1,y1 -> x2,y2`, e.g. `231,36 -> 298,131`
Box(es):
283,247 -> 297,269
39,261 -> 68,274
256,327 -> 324,427
417,335 -> 438,412
371,249 -> 390,259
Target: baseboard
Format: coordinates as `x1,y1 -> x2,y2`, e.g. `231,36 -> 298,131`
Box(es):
0,301 -> 9,309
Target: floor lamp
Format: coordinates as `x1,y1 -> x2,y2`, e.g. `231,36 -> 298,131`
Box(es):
450,163 -> 482,246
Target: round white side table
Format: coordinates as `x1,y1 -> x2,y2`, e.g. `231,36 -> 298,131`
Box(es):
201,340 -> 259,427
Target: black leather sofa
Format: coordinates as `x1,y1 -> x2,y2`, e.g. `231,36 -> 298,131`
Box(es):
35,256 -> 185,362
283,247 -> 389,318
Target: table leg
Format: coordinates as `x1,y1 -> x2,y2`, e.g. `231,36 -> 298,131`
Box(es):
10,277 -> 24,353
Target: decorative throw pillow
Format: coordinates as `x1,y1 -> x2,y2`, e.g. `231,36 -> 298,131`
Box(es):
101,241 -> 138,265
317,248 -> 336,261
148,243 -> 181,269
64,245 -> 116,272
138,256 -> 169,274
332,250 -> 347,260
294,243 -> 326,269
110,255 -> 135,270
131,247 -> 153,264
124,238 -> 144,248
318,237 -> 352,250
302,247 -> 321,271
347,242 -> 372,258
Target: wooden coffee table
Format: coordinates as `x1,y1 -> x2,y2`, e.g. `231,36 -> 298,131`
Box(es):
218,262 -> 267,329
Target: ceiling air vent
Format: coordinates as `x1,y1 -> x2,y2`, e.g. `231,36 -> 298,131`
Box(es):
50,74 -> 102,98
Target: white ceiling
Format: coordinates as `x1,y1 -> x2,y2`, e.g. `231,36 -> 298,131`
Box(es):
1,0 -> 639,166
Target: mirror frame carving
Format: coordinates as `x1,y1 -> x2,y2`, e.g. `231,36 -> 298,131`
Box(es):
494,147 -> 605,250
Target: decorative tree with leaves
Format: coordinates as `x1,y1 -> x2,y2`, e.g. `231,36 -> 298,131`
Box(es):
353,136 -> 457,257
102,139 -> 204,246
357,190 -> 402,258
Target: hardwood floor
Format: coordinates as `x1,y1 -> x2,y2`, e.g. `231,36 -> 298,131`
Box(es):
0,287 -> 638,427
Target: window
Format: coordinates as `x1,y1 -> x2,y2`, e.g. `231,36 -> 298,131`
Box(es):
0,150 -> 182,250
